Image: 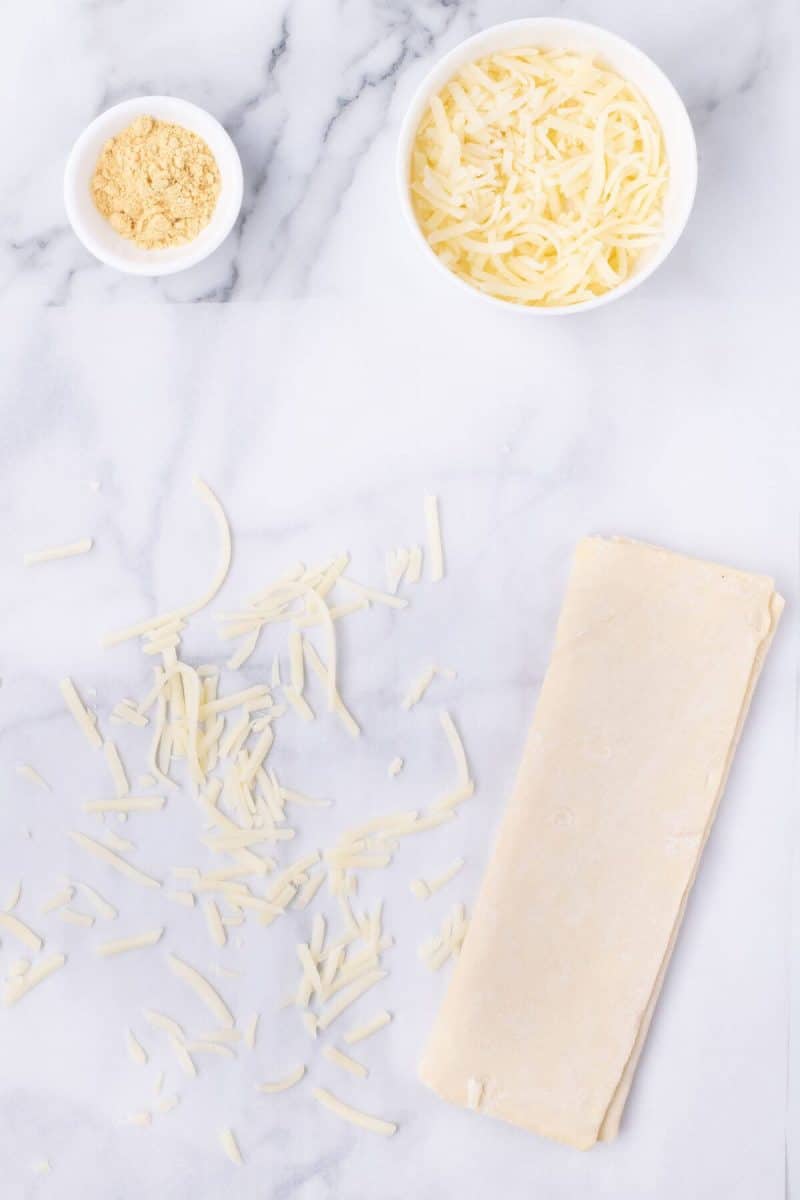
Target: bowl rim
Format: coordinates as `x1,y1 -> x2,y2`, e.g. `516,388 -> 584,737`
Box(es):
63,94 -> 244,278
396,17 -> 698,316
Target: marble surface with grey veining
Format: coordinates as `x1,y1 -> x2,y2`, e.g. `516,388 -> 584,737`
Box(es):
0,2 -> 797,1198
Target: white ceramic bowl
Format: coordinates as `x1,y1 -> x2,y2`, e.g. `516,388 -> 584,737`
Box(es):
397,19 -> 698,315
64,96 -> 243,277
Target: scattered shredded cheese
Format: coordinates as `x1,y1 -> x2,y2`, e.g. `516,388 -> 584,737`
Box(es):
0,912 -> 44,952
15,764 -> 51,791
316,969 -> 387,1032
410,858 -> 464,900
169,1036 -> 197,1078
96,928 -> 164,957
74,882 -> 118,920
4,954 -> 66,1006
293,871 -> 326,910
58,907 -> 94,927
467,1076 -> 485,1110
83,796 -> 165,814
204,899 -> 227,948
402,665 -> 436,711
101,829 -> 135,853
126,1028 -> 148,1066
406,545 -> 423,584
167,953 -> 234,1028
41,885 -> 74,914
69,832 -> 162,890
424,495 -> 444,582
143,1009 -> 186,1040
439,710 -> 470,785
343,1009 -> 392,1045
243,1013 -> 259,1049
256,1064 -> 306,1093
103,740 -> 130,798
323,1044 -> 369,1078
419,902 -> 470,970
59,678 -> 103,749
24,539 -> 93,566
111,701 -> 149,727
124,1110 -> 152,1127
219,1127 -> 243,1166
311,1087 -> 396,1137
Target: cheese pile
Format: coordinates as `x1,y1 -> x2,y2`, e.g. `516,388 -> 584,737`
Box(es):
410,47 -> 668,307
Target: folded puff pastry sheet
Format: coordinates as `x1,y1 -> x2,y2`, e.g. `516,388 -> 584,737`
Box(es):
419,536 -> 783,1150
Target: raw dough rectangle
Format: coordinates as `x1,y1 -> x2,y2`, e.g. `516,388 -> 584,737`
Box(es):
419,537 -> 783,1149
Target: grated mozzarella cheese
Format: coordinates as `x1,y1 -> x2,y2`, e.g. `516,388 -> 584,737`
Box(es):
219,1128 -> 243,1166
0,912 -> 43,952
343,1009 -> 392,1045
323,1044 -> 369,1078
24,539 -> 93,566
311,1087 -> 396,1137
424,495 -> 444,582
15,764 -> 51,791
59,678 -> 103,749
257,1064 -> 305,1093
410,48 -> 668,306
69,832 -> 162,890
103,740 -> 130,799
167,953 -> 234,1028
126,1028 -> 148,1066
96,928 -> 164,957
4,954 -> 66,1006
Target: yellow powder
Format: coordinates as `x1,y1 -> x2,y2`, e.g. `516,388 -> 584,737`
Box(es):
91,115 -> 221,250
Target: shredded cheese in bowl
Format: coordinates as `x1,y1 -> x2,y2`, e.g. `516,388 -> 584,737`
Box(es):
409,47 -> 668,309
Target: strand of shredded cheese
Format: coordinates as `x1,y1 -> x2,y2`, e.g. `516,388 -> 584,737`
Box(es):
24,539 -> 93,566
311,1087 -> 396,1136
83,797 -> 165,814
126,1028 -> 148,1065
219,1128 -> 243,1165
323,1044 -> 369,1078
424,495 -> 444,582
410,857 -> 464,899
343,1009 -> 392,1045
4,954 -> 66,1006
167,953 -> 234,1028
75,881 -> 117,920
96,928 -> 164,957
103,478 -> 232,647
103,740 -> 130,798
69,832 -> 162,889
59,678 -> 103,749
257,1064 -> 306,1094
16,764 -> 50,791
0,912 -> 43,952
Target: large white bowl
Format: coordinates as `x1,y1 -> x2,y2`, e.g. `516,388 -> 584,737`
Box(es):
64,96 -> 243,277
397,19 -> 698,315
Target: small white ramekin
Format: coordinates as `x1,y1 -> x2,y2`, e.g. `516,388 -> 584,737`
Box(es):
396,19 -> 698,315
64,96 -> 243,277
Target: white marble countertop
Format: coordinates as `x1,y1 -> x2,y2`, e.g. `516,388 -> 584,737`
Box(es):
0,2 -> 797,1197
